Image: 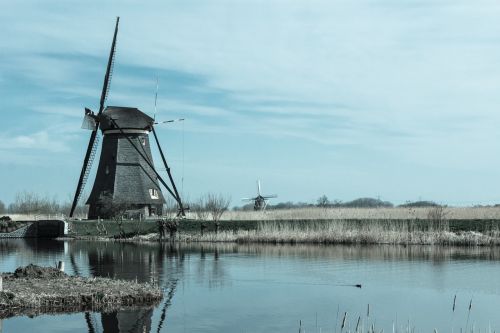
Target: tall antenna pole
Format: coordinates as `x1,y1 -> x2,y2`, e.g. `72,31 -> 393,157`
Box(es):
181,118 -> 185,196
154,76 -> 159,121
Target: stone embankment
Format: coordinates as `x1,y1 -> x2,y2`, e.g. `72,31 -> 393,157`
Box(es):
0,264 -> 162,318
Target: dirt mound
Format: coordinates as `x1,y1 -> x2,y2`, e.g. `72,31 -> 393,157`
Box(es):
13,264 -> 66,279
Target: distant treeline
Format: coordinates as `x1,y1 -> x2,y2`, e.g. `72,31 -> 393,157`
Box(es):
0,191 -> 87,216
233,196 -> 445,211
0,192 -> 474,216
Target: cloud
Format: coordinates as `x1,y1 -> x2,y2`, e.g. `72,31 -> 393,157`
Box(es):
0,131 -> 71,153
5,1 -> 500,145
3,0 -> 500,204
32,105 -> 85,118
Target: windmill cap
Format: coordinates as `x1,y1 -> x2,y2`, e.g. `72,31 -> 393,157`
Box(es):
98,106 -> 154,131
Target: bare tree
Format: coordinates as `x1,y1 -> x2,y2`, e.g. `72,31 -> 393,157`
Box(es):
206,193 -> 231,233
8,191 -> 61,215
191,195 -> 211,235
191,196 -> 210,221
4,191 -> 88,217
316,195 -> 330,208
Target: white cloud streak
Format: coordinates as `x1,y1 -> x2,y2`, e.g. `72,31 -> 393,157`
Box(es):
0,131 -> 70,153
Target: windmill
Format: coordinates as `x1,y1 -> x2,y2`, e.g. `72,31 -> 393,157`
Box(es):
242,180 -> 277,210
69,17 -> 186,219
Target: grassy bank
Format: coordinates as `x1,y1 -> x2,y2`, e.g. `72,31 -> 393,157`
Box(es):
0,264 -> 162,319
69,219 -> 158,237
70,219 -> 259,237
71,217 -> 500,236
123,220 -> 500,246
238,221 -> 500,246
67,212 -> 500,245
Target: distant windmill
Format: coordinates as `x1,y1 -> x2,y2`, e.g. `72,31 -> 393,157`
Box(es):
242,180 -> 277,210
69,17 -> 185,219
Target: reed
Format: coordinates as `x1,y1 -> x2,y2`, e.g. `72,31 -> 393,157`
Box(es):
223,207 -> 500,221
307,301 -> 489,333
117,216 -> 500,245
236,220 -> 500,246
138,219 -> 500,245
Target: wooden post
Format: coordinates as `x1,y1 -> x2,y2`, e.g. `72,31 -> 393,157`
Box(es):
57,261 -> 65,272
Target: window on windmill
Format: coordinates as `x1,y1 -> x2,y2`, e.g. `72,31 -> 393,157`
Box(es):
140,137 -> 146,146
105,165 -> 110,175
149,188 -> 159,199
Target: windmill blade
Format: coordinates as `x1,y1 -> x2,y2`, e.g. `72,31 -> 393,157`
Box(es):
98,16 -> 119,115
242,197 -> 257,201
69,130 -> 99,217
262,194 -> 278,199
69,17 -> 119,218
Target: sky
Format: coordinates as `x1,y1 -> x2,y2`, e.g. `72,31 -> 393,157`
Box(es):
2,0 -> 500,207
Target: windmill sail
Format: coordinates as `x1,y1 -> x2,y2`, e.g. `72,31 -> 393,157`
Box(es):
69,17 -> 119,218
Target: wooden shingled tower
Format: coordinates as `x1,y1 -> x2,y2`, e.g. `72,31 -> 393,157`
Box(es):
69,17 -> 185,219
85,106 -> 165,218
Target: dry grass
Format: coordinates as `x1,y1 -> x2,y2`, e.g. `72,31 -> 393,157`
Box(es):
12,206 -> 500,222
237,221 -> 500,245
221,207 -> 500,221
0,266 -> 162,319
137,220 -> 500,246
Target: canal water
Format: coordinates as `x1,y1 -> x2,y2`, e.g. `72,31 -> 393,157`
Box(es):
1,239 -> 500,332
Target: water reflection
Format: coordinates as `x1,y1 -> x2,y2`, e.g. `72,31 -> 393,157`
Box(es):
88,245 -> 153,333
2,240 -> 500,332
70,242 -> 185,333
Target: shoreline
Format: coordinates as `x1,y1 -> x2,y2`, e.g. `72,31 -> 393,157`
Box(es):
71,230 -> 500,247
2,217 -> 499,247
